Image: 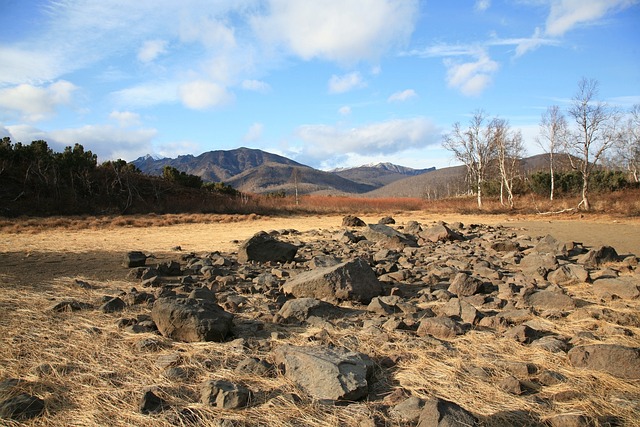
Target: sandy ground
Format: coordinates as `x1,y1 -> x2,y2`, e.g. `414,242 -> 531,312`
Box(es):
1,213 -> 639,284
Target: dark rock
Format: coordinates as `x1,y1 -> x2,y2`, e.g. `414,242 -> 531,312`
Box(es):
525,290 -> 576,311
342,215 -> 366,227
390,396 -> 424,422
578,246 -> 619,267
568,344 -> 640,379
151,297 -> 233,342
499,375 -> 523,395
200,380 -> 250,409
533,235 -> 567,256
419,224 -> 463,243
235,357 -> 273,376
538,370 -> 566,386
49,300 -> 93,312
139,390 -> 166,414
448,273 -> 483,297
100,297 -> 126,313
504,324 -> 540,344
367,295 -> 403,315
273,344 -> 374,401
378,216 -> 396,225
439,298 -> 478,324
275,298 -> 345,323
281,258 -> 382,304
0,393 -> 45,420
531,336 -> 568,353
123,251 -> 147,268
546,413 -> 594,427
362,224 -> 416,249
491,240 -> 519,252
237,231 -> 298,263
417,397 -> 478,427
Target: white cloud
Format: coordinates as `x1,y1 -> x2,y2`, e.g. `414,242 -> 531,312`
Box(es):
475,0 -> 491,12
111,81 -> 179,108
179,80 -> 234,109
252,0 -> 419,64
293,117 -> 441,165
244,122 -> 264,142
545,0 -> 637,36
0,80 -> 78,122
444,52 -> 499,96
5,123 -> 157,162
388,89 -> 417,102
328,72 -> 366,94
137,39 -> 168,63
156,140 -> 202,159
109,111 -> 142,127
241,79 -> 271,93
338,106 -> 352,116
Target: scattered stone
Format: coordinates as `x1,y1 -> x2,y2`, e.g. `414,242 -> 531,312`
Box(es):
592,277 -> 640,300
200,380 -> 251,409
416,317 -> 464,340
390,396 -> 424,423
505,324 -> 541,344
499,375 -> 523,395
151,297 -> 233,342
0,393 -> 45,420
546,413 -> 594,427
568,344 -> 640,379
491,240 -> 519,252
525,290 -> 576,311
100,297 -> 126,313
139,390 -> 167,414
237,231 -> 298,263
538,370 -> 567,386
378,216 -> 395,225
123,251 -> 147,268
362,224 -> 416,249
448,272 -> 483,297
419,223 -> 463,243
417,397 -> 478,427
49,300 -> 93,312
342,215 -> 366,227
281,258 -> 382,304
235,357 -> 273,376
578,246 -> 619,267
273,344 -> 374,401
533,235 -> 567,256
275,298 -> 345,323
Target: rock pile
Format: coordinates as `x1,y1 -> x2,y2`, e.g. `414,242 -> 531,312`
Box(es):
15,215 -> 639,425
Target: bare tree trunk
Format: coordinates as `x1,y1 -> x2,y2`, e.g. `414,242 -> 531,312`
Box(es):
549,150 -> 555,201
477,178 -> 482,208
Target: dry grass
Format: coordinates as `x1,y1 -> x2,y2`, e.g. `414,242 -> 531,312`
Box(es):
2,270 -> 639,426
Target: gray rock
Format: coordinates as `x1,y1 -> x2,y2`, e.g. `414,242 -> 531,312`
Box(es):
417,317 -> 464,340
504,324 -> 540,344
531,336 -> 568,353
448,273 -> 483,297
151,297 -> 233,342
235,357 -> 273,376
568,344 -> 640,379
378,216 -> 396,225
533,234 -> 567,256
367,295 -> 403,315
362,224 -> 416,249
200,380 -> 250,409
281,258 -> 382,304
499,375 -> 523,395
342,215 -> 366,227
390,396 -> 425,422
524,290 -> 576,311
0,393 -> 45,420
519,252 -> 558,275
546,413 -> 594,427
123,251 -> 147,268
439,298 -> 478,324
275,298 -> 344,323
100,297 -> 126,313
419,224 -> 463,243
577,246 -> 619,267
273,345 -> 374,401
139,390 -> 166,414
417,397 -> 478,427
491,240 -> 519,252
592,277 -> 640,300
237,231 -> 298,263
49,300 -> 93,312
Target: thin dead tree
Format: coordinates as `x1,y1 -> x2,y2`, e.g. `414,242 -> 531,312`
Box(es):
492,118 -> 525,208
566,78 -> 621,211
537,105 -> 568,200
617,104 -> 640,183
443,110 -> 497,208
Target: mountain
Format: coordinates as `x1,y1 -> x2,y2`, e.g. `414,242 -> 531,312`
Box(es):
132,147 -> 379,194
332,163 -> 435,188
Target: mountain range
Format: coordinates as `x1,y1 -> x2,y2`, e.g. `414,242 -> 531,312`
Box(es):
132,147 -> 436,195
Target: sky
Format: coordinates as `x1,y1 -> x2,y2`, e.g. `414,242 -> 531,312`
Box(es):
1,0 -> 639,171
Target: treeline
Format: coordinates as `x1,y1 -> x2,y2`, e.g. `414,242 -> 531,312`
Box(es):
0,138 -> 243,217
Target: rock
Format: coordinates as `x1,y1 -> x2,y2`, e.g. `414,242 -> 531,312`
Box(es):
419,224 -> 463,243
281,258 -> 382,304
548,265 -> 589,285
533,234 -> 567,256
438,298 -> 478,324
123,251 -> 147,268
378,216 -> 396,225
200,380 -> 250,409
188,286 -> 217,301
504,324 -> 540,344
524,290 -> 576,311
592,277 -> 640,300
342,215 -> 366,227
362,224 -> 416,249
390,396 -> 424,422
417,397 -> 478,427
491,240 -> 519,252
519,252 -> 558,275
367,296 -> 403,315
417,317 -> 464,340
499,375 -> 523,395
531,336 -> 568,353
546,413 -> 594,427
139,390 -> 167,414
151,297 -> 233,342
237,231 -> 298,263
49,300 -> 93,312
0,393 -> 45,420
100,297 -> 126,313
578,246 -> 619,267
448,273 -> 483,297
235,357 -> 273,376
275,298 -> 344,323
538,370 -> 566,386
568,344 -> 640,379
273,345 -> 374,401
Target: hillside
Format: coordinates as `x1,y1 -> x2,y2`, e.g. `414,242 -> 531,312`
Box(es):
332,163 -> 435,188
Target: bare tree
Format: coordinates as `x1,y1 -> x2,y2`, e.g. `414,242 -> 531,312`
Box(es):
443,110 -> 497,208
537,105 -> 568,200
493,118 -> 525,208
566,78 -> 621,211
617,104 -> 640,183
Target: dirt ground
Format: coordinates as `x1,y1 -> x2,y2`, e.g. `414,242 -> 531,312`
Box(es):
1,213 -> 639,286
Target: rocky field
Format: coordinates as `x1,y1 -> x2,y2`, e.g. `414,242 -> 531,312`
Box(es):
1,215 -> 639,426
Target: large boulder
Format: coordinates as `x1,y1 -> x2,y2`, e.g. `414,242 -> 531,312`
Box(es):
419,224 -> 463,243
237,231 -> 298,263
533,235 -> 567,256
417,397 -> 478,427
281,258 -> 382,304
123,251 -> 147,268
592,277 -> 640,300
448,273 -> 483,297
568,344 -> 640,379
342,215 -> 366,227
151,297 -> 233,342
524,290 -> 576,311
577,246 -> 619,267
362,224 -> 416,249
273,345 -> 374,401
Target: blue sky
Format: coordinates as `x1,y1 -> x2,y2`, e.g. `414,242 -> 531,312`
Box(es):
1,0 -> 639,170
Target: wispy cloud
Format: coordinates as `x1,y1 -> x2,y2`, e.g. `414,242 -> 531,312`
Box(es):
388,89 -> 417,102
244,122 -> 264,142
328,72 -> 366,94
475,0 -> 491,12
109,111 -> 142,127
545,0 -> 637,36
179,80 -> 234,110
241,79 -> 271,93
444,52 -> 499,97
0,80 -> 78,122
137,39 -> 168,63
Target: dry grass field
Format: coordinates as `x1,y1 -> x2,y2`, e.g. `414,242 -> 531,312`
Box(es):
1,212 -> 639,426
